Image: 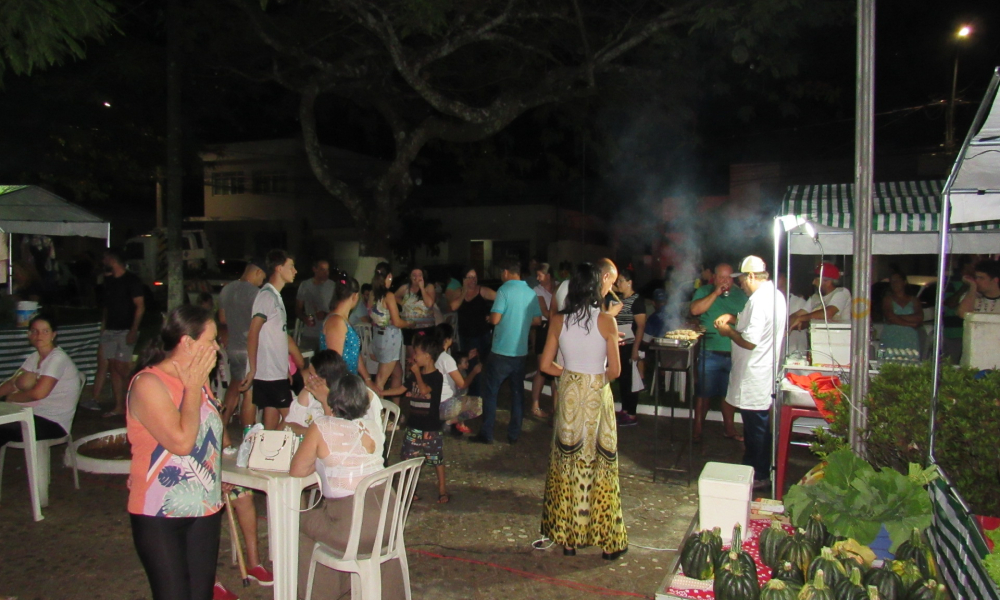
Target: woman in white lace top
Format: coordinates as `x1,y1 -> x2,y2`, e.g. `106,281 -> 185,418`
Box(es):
290,374 -> 403,599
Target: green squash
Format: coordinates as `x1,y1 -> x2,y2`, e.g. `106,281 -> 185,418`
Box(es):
778,528 -> 817,579
867,585 -> 883,600
804,513 -> 830,550
714,523 -> 756,576
893,528 -> 939,582
758,578 -> 800,600
863,563 -> 904,600
799,569 -> 837,600
807,547 -> 848,588
758,520 -> 790,569
713,557 -> 760,600
833,566 -> 867,600
889,559 -> 924,588
680,529 -> 720,580
906,580 -> 948,600
771,560 -> 805,586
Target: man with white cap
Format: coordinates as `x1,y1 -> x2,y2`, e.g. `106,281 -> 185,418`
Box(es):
714,255 -> 786,489
789,262 -> 852,330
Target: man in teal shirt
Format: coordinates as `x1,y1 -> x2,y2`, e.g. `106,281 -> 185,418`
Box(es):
472,257 -> 543,444
689,262 -> 748,442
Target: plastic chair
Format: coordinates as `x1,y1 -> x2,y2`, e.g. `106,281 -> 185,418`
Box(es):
774,401 -> 825,500
0,371 -> 84,507
305,457 -> 424,600
380,398 -> 401,466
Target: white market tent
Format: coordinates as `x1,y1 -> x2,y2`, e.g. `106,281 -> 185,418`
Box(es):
780,179 -> 1000,255
948,68 -> 1000,226
0,185 -> 111,291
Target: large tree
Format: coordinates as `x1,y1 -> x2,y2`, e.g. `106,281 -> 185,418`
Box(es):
205,0 -> 846,255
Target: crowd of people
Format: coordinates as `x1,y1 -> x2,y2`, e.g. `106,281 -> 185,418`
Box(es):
9,245 -> 1000,600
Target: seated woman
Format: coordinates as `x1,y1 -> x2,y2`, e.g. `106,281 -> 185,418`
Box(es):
880,270 -> 923,356
0,315 -> 82,448
291,374 -> 403,600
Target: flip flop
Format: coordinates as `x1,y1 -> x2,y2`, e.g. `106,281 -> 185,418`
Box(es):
437,493 -> 450,504
724,432 -> 745,442
102,411 -> 125,419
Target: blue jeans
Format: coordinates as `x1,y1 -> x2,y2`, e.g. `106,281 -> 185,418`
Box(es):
479,353 -> 526,441
740,408 -> 772,481
696,351 -> 732,398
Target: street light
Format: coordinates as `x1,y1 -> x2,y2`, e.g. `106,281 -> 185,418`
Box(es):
946,25 -> 973,151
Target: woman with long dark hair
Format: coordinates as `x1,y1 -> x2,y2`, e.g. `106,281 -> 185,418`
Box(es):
448,267 -> 496,395
126,305 -> 223,600
369,262 -> 411,392
321,276 -> 378,392
538,261 -> 628,560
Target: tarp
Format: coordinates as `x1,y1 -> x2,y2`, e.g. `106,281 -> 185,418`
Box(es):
0,185 -> 110,240
949,68 -> 1000,225
780,180 -> 1000,255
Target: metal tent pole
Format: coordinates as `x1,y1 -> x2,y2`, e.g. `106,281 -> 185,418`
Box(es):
848,0 -> 876,453
930,70 -> 1000,463
770,218 -> 782,495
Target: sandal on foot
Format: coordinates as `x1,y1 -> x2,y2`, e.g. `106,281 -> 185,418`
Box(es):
437,493 -> 450,504
724,432 -> 745,442
530,407 -> 551,420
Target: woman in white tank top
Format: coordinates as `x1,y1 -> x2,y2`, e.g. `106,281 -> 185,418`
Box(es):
537,261 -> 628,560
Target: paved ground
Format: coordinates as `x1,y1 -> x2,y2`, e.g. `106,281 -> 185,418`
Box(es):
0,382 -> 816,600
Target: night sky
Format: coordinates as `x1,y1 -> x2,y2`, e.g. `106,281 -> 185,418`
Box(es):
1,0 -> 998,225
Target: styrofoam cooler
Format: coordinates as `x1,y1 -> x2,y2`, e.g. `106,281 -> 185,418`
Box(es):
809,322 -> 851,367
962,313 -> 1000,370
698,462 -> 754,543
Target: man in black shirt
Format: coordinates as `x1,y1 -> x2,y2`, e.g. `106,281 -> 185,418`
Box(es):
97,249 -> 145,417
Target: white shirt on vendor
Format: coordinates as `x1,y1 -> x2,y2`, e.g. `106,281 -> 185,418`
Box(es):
807,286 -> 852,323
726,280 -> 787,411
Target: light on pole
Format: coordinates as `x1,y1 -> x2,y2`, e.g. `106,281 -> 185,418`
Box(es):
946,25 -> 972,151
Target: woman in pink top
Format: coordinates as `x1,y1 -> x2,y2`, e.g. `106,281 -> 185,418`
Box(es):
538,261 -> 627,560
126,305 -> 223,600
290,374 -> 405,599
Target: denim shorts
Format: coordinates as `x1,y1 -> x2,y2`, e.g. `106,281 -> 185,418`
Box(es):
695,351 -> 732,398
371,325 -> 403,364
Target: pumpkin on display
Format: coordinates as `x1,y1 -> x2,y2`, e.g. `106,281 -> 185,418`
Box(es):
778,528 -> 817,579
758,519 -> 790,569
758,578 -> 800,600
833,566 -> 867,600
680,529 -> 721,580
804,512 -> 830,549
894,528 -> 939,582
863,562 -> 904,600
807,547 -> 848,588
906,579 -> 948,600
713,557 -> 760,600
771,560 -> 805,586
714,523 -> 756,577
799,569 -> 836,600
890,559 -> 924,588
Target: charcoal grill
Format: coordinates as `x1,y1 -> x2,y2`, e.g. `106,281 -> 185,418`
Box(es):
649,333 -> 703,484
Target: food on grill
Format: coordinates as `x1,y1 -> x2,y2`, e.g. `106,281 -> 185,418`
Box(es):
663,329 -> 700,340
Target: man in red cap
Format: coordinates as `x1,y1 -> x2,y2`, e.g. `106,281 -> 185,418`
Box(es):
789,262 -> 852,330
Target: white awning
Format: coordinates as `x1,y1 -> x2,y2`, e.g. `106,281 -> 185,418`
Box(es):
0,185 -> 110,240
949,67 -> 1000,225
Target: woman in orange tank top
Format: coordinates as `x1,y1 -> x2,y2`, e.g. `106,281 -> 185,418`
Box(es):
126,306 -> 223,600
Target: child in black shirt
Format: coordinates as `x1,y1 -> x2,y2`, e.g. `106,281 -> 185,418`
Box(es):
384,332 -> 449,503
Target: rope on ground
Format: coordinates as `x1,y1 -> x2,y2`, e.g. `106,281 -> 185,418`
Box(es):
410,548 -> 655,599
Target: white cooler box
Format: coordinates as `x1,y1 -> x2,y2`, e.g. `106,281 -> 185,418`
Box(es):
962,313 -> 1000,370
810,322 -> 851,367
698,462 -> 754,543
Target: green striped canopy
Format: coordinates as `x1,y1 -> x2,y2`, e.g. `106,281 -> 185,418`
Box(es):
781,180 -> 1000,232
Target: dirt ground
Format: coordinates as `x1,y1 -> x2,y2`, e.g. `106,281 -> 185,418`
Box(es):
0,382 -> 816,600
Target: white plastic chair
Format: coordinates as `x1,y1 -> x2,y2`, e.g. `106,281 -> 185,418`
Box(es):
380,398 -> 401,466
305,457 -> 424,600
0,371 -> 84,507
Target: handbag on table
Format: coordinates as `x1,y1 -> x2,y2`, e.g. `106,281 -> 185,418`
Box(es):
246,429 -> 300,472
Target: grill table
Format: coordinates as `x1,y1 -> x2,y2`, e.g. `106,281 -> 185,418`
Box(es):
649,338 -> 700,484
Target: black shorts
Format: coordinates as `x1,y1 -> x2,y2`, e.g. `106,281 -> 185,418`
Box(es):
252,378 -> 293,410
403,326 -> 435,347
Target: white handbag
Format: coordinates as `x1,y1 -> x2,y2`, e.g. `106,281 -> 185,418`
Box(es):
247,430 -> 300,472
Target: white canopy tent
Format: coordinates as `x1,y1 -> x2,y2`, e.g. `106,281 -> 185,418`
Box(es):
948,68 -> 1000,226
780,180 -> 1000,255
0,185 -> 111,292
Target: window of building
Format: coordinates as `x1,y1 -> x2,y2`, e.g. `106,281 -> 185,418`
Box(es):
212,171 -> 245,195
252,170 -> 289,194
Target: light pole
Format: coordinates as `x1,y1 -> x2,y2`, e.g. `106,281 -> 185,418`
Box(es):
946,25 -> 972,151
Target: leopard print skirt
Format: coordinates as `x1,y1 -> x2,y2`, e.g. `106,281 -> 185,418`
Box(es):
540,371 -> 628,553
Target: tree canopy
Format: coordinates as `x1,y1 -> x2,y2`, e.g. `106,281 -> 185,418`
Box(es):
198,0 -> 848,254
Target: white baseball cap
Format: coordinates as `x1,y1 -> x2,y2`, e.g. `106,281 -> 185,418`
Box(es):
735,255 -> 766,276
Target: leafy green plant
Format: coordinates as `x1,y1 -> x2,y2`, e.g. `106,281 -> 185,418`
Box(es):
784,449 -> 938,551
820,362 -> 1000,517
984,529 -> 1000,586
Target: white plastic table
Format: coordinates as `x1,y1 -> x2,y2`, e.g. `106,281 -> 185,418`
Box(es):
0,402 -> 43,521
221,453 -> 318,600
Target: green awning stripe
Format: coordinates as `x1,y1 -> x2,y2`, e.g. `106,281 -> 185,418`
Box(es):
927,478 -> 1000,600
